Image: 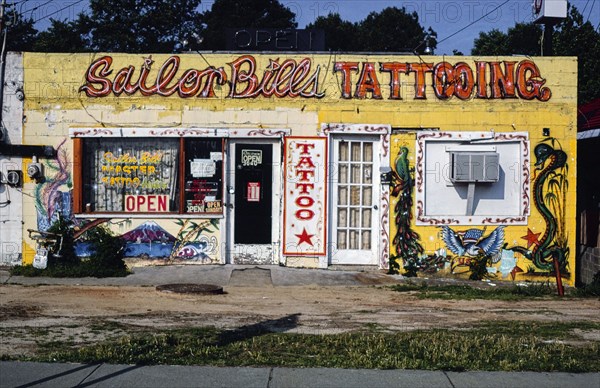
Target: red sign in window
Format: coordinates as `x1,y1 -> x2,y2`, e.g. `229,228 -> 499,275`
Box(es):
247,182 -> 260,202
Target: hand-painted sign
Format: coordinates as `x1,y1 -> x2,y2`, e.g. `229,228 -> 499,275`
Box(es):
100,150 -> 168,190
125,195 -> 169,212
80,55 -> 552,101
283,137 -> 327,256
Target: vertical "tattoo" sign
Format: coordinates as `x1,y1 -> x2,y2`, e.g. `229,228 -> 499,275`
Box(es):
283,137 -> 328,256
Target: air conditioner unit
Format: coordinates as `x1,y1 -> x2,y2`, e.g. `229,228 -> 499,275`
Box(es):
533,0 -> 567,24
450,152 -> 499,183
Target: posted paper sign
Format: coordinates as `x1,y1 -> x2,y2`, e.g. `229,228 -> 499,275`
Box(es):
283,137 -> 327,256
191,159 -> 216,178
247,182 -> 261,202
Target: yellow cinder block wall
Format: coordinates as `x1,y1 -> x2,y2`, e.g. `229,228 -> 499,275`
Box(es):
21,53 -> 577,284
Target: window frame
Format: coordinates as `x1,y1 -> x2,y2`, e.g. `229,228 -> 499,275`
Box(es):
415,131 -> 530,226
72,130 -> 226,218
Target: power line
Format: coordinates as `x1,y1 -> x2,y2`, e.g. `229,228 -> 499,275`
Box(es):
582,0 -> 591,15
32,0 -> 85,23
437,0 -> 511,45
587,0 -> 597,24
21,0 -> 53,16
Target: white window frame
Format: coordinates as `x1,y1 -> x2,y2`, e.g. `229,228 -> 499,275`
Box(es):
415,131 -> 530,226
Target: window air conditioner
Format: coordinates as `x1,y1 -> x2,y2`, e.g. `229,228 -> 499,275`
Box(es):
449,152 -> 499,183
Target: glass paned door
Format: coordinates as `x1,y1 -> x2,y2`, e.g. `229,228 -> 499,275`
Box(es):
330,137 -> 380,265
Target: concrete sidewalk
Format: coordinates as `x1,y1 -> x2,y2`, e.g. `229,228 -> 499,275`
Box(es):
0,264 -> 405,288
1,362 -> 598,388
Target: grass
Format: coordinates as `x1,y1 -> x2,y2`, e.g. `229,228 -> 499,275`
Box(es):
387,281 -> 595,300
12,321 -> 598,372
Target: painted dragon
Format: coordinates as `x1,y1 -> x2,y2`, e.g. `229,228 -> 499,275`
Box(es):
507,143 -> 569,273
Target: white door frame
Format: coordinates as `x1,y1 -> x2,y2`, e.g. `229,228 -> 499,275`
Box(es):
321,123 -> 391,269
328,135 -> 381,265
226,138 -> 282,264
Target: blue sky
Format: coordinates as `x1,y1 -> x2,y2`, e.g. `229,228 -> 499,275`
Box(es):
21,0 -> 600,55
283,0 -> 600,54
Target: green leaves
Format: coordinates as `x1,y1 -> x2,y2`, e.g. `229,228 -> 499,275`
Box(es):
472,5 -> 600,103
308,7 -> 437,53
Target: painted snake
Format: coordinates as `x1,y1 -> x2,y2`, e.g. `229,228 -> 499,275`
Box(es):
508,143 -> 568,272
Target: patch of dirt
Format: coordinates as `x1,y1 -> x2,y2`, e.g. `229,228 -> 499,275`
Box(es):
0,302 -> 42,320
1,283 -> 599,357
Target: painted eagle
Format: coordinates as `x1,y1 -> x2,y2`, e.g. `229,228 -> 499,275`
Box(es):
441,226 -> 505,257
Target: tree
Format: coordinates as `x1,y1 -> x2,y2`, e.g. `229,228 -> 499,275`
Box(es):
13,0 -> 203,53
4,10 -> 37,51
76,0 -> 203,53
306,13 -> 358,52
553,5 -> 600,104
472,29 -> 509,56
470,5 -> 600,103
200,0 -> 297,51
33,19 -> 89,53
472,23 -> 542,56
355,7 -> 437,53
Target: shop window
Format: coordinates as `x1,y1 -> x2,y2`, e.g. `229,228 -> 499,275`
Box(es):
78,138 -> 223,215
184,139 -> 224,214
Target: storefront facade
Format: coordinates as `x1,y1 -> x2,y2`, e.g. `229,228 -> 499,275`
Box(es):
0,52 -> 578,285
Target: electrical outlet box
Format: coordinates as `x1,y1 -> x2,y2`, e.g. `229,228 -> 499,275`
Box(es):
27,162 -> 44,180
6,170 -> 23,187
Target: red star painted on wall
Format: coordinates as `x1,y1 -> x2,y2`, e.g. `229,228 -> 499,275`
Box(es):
296,228 -> 314,246
521,228 -> 541,249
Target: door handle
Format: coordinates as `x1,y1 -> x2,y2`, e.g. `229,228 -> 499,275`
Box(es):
373,205 -> 378,210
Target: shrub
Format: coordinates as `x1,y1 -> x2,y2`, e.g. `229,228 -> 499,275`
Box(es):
81,225 -> 127,277
46,214 -> 79,267
468,254 -> 493,281
11,223 -> 128,278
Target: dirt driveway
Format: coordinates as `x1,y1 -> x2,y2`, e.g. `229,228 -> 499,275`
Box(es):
2,281 -> 600,358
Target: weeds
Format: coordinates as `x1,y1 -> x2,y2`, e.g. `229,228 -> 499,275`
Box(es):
576,271 -> 600,297
32,323 -> 599,372
468,254 -> 493,281
389,281 -> 566,300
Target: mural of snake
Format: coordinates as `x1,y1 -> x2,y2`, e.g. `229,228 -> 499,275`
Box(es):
508,143 -> 568,272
